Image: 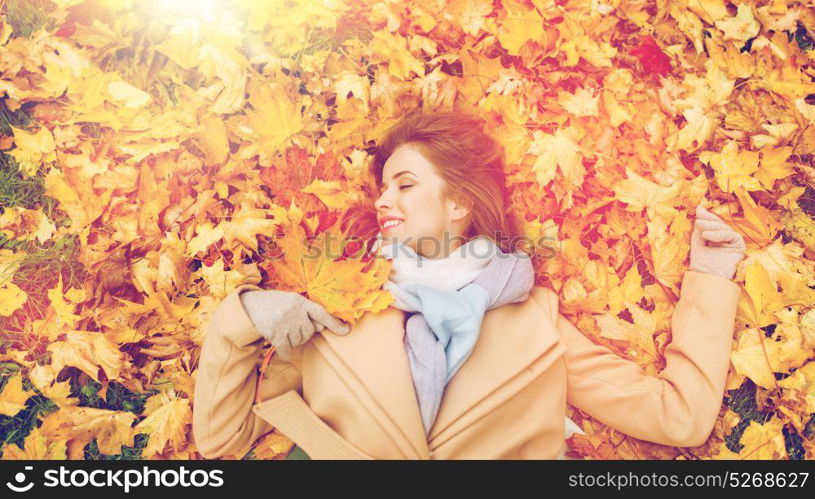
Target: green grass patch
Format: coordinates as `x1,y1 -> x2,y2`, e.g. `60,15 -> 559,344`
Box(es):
0,366 -> 159,459
0,97 -> 32,135
83,434 -> 149,460
0,363 -> 59,455
724,377 -> 814,459
4,0 -> 54,39
723,378 -> 776,454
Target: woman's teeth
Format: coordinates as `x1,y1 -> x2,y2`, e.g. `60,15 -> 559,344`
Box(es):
383,220 -> 403,229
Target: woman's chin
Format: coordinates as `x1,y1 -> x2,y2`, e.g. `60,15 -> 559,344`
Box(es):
381,225 -> 406,241
387,236 -> 410,251
380,231 -> 418,252
376,232 -> 399,249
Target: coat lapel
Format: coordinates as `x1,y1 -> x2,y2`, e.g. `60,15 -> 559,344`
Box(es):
313,305 -> 430,459
313,291 -> 563,457
427,294 -> 563,442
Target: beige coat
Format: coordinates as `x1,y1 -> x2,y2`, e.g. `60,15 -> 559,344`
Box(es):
192,270 -> 740,459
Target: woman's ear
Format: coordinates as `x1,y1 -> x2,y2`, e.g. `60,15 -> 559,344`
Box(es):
446,195 -> 471,223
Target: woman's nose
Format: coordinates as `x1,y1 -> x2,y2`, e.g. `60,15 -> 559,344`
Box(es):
374,190 -> 392,210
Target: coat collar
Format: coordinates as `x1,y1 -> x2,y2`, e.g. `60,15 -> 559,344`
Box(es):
313,288 -> 562,458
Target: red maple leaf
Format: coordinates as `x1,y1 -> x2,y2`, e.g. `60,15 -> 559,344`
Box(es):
629,35 -> 673,78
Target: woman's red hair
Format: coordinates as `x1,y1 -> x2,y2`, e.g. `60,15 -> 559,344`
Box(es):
341,109 -> 526,256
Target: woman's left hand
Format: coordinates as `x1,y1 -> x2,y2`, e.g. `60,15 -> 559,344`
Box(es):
688,204 -> 746,281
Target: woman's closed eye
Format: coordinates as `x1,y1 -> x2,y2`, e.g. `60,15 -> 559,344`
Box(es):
399,184 -> 413,191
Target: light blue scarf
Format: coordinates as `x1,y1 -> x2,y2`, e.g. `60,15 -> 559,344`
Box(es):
375,234 -> 535,434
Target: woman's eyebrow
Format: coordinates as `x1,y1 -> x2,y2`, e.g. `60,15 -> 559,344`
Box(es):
379,170 -> 415,189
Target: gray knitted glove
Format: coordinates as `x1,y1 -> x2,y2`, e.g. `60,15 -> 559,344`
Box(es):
239,289 -> 350,361
688,204 -> 746,281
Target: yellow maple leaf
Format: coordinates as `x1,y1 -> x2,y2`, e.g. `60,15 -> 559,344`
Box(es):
726,186 -> 782,247
558,86 -> 600,118
602,90 -> 633,126
715,3 -> 761,43
8,125 -> 57,176
0,426 -> 67,460
198,259 -> 251,300
192,114 -> 230,166
528,128 -> 586,187
685,0 -> 730,24
48,273 -> 86,330
737,261 -> 786,328
698,140 -> 762,193
27,365 -> 80,409
199,43 -> 249,114
43,166 -> 105,232
107,79 -> 151,109
614,168 -> 681,216
48,330 -> 126,383
370,30 -> 425,80
752,123 -> 798,148
333,70 -> 371,113
647,215 -> 689,295
154,22 -> 201,69
234,0 -> 341,35
186,221 -> 226,258
251,431 -> 295,460
766,323 -> 812,371
558,277 -> 607,316
595,308 -> 657,363
29,274 -> 88,341
496,0 -> 544,56
0,249 -> 25,287
302,179 -> 358,210
65,66 -> 114,115
737,239 -> 804,284
730,419 -> 787,459
133,392 -> 192,458
241,75 -> 305,165
607,266 -> 644,317
781,205 -> 815,253
730,324 -> 812,389
325,98 -> 376,152
156,246 -> 187,294
779,361 -> 815,413
0,372 -> 35,417
270,206 -> 393,323
668,105 -> 718,153
0,206 -> 56,243
39,405 -> 137,455
0,281 -> 27,317
221,203 -> 281,252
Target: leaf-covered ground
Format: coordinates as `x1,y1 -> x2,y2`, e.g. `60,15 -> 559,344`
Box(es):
1,0 -> 814,460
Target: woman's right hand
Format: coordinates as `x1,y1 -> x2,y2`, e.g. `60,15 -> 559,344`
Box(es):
239,289 -> 351,361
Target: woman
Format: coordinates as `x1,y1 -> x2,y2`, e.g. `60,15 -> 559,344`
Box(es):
192,111 -> 746,460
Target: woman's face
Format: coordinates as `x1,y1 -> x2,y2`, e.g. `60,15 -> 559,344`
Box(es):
374,144 -> 470,259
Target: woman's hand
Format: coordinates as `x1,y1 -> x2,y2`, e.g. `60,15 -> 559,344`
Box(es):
688,205 -> 746,281
239,289 -> 351,361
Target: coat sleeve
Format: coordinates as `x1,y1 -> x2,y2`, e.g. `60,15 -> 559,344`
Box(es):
531,270 -> 741,447
192,284 -> 304,459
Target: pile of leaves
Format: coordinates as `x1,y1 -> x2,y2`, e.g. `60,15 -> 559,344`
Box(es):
1,0 -> 814,460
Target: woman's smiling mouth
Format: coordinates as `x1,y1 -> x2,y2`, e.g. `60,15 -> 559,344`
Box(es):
382,219 -> 404,233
